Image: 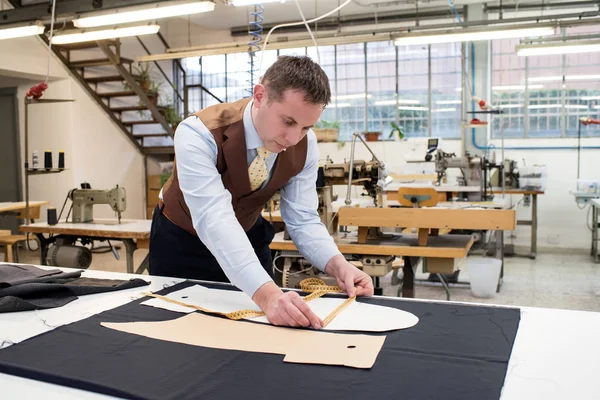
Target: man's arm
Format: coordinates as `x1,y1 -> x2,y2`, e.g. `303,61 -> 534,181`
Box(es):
280,131 -> 374,297
174,118 -> 324,328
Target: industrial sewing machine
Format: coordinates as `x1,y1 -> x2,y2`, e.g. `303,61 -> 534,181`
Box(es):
68,184 -> 126,223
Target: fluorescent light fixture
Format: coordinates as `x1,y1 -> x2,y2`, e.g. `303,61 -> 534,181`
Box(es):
0,23 -> 44,40
332,93 -> 372,100
432,108 -> 457,113
436,100 -> 461,105
326,103 -> 352,108
375,99 -> 420,105
582,96 -> 600,101
230,0 -> 285,5
529,75 -> 600,82
516,40 -> 600,56
564,105 -> 588,109
498,104 -> 524,109
73,1 -> 215,28
594,105 -> 600,110
51,24 -> 160,45
394,26 -> 555,46
528,104 -> 561,109
492,84 -> 544,91
455,88 -> 462,92
399,106 -> 428,111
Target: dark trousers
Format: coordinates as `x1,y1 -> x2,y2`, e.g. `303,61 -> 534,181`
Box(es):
149,205 -> 275,282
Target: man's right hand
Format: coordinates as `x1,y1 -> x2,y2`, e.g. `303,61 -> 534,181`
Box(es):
252,282 -> 323,329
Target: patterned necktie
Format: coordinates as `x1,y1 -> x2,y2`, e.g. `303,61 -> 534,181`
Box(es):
248,146 -> 270,191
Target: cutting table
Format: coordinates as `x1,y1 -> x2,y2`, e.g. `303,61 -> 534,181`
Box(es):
19,219 -> 151,274
0,201 -> 49,221
0,265 -> 599,400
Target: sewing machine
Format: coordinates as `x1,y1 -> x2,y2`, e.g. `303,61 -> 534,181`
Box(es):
68,185 -> 126,223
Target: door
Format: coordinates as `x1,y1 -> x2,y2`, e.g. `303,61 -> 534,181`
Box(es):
0,87 -> 23,233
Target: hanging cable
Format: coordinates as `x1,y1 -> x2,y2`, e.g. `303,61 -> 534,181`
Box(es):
259,0 -> 352,72
248,4 -> 264,95
447,0 -> 463,24
293,0 -> 320,64
45,0 -> 57,84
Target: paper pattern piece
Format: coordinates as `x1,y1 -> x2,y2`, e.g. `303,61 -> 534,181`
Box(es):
141,285 -> 419,332
102,313 -> 386,369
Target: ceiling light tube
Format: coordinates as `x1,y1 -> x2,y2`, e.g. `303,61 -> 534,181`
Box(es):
332,93 -> 372,100
436,100 -> 462,105
229,0 -> 285,6
394,26 -> 555,46
516,39 -> 600,56
51,24 -> 160,45
0,23 -> 44,41
375,99 -> 420,105
73,1 -> 215,28
492,84 -> 544,91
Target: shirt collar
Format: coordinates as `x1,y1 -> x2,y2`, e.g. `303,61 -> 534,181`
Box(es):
243,99 -> 264,151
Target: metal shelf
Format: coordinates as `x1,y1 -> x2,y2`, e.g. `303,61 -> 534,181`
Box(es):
26,168 -> 68,175
26,98 -> 75,104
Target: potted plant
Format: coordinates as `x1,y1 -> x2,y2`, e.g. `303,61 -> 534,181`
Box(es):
313,120 -> 340,142
388,121 -> 405,141
146,81 -> 162,107
363,131 -> 381,141
161,104 -> 183,131
133,62 -> 153,92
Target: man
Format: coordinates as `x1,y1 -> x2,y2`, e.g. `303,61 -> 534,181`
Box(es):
149,55 -> 374,330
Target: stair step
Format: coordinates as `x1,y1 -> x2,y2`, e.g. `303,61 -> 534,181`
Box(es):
69,57 -> 133,68
123,120 -> 163,125
85,75 -> 140,83
98,90 -> 138,98
55,40 -> 119,50
142,146 -> 175,155
133,133 -> 171,138
111,105 -> 165,112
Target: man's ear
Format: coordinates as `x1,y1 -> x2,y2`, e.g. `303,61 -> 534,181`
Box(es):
253,84 -> 267,108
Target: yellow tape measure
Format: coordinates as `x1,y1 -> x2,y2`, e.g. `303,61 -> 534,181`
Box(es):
142,278 -> 355,327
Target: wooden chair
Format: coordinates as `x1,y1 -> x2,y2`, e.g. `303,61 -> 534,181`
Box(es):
0,230 -> 29,263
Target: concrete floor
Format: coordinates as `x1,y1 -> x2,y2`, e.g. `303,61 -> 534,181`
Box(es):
13,243 -> 600,312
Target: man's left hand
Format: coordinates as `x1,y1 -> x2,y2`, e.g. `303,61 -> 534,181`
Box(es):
325,255 -> 374,297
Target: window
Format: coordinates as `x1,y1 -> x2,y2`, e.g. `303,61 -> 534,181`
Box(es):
366,41 -> 396,139
334,43 -> 366,140
397,44 -> 429,137
431,42 -> 462,138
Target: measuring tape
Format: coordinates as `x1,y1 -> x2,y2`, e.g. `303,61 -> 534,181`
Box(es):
142,278 -> 354,327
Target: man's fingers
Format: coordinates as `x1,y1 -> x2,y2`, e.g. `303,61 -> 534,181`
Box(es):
344,275 -> 356,297
291,296 -> 323,329
285,299 -> 311,327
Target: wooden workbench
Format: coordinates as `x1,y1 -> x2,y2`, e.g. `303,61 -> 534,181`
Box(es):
19,219 -> 151,274
0,201 -> 49,220
270,230 -> 474,298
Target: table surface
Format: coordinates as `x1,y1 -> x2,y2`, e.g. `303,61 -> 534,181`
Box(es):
270,231 -> 474,258
1,264 -> 599,400
19,219 -> 151,240
385,183 -> 544,195
0,201 -> 49,213
590,198 -> 600,208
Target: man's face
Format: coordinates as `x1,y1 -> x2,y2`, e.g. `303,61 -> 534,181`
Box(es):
252,85 -> 324,153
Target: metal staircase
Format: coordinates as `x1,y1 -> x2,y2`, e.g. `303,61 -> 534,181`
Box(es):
49,38 -> 177,155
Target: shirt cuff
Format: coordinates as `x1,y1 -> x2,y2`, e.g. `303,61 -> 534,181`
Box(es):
309,242 -> 343,272
231,262 -> 273,298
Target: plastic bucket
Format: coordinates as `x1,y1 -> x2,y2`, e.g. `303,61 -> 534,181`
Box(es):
468,258 -> 502,298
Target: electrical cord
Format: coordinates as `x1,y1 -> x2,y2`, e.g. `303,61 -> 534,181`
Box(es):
293,0 -> 320,64
45,0 -> 58,84
259,0 -> 352,71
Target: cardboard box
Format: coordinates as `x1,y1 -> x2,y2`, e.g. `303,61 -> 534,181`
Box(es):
147,175 -> 162,190
147,188 -> 161,207
425,257 -> 465,274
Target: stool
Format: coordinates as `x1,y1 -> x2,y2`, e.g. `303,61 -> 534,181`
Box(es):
0,234 -> 29,263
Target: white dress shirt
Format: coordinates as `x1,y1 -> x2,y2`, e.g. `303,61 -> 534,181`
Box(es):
167,100 -> 341,297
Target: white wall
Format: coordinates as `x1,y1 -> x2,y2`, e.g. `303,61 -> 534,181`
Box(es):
317,137 -> 600,251
0,36 -> 145,221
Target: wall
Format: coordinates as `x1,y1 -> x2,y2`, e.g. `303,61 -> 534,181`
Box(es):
0,36 -> 146,221
317,136 -> 600,251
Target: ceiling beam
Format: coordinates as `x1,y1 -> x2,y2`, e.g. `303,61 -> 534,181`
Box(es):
0,0 -> 175,26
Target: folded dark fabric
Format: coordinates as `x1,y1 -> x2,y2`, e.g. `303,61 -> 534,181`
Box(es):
0,264 -> 150,313
0,263 -> 70,288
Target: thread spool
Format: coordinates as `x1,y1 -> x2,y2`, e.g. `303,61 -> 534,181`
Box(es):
58,150 -> 65,169
47,208 -> 57,225
32,151 -> 39,169
44,151 -> 52,170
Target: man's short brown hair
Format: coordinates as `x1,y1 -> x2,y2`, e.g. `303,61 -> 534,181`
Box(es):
260,55 -> 331,106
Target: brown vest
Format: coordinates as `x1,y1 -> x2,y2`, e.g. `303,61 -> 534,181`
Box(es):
161,98 -> 308,235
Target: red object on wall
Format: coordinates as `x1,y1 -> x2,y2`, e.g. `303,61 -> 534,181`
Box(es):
26,82 -> 48,100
